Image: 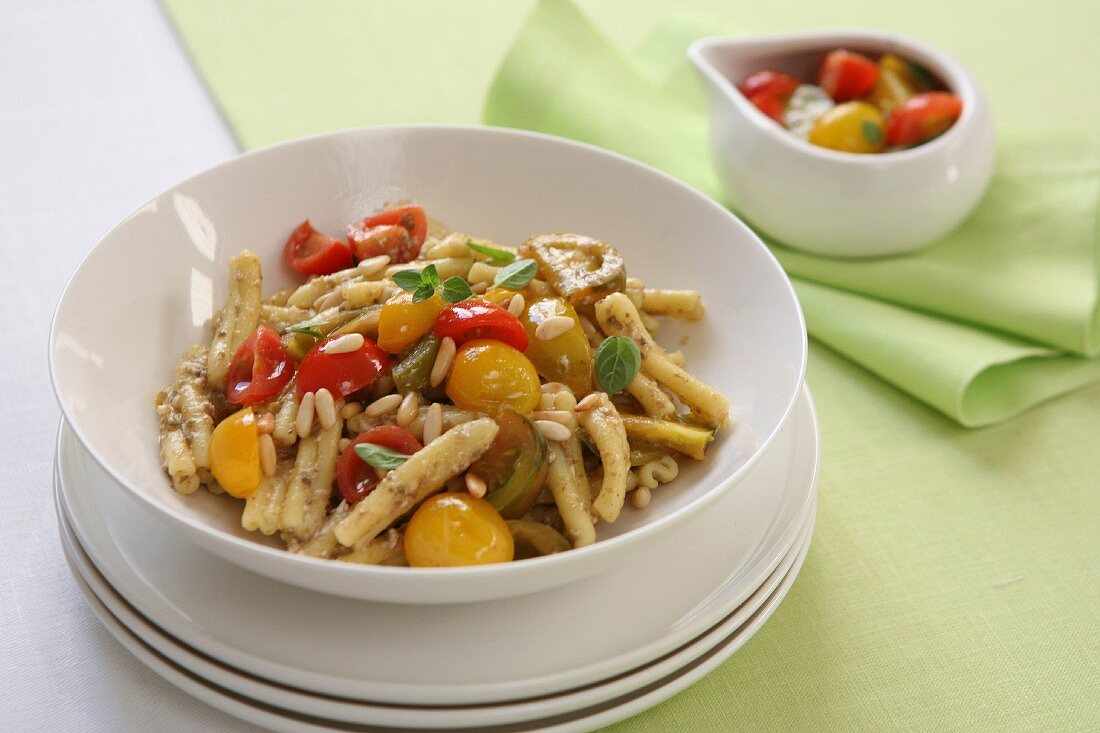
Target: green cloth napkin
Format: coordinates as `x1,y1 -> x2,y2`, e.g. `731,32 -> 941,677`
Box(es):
482,0 -> 1100,426
161,1 -> 1100,729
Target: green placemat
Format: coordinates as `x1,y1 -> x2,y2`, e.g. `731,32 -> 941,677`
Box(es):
162,1 -> 1100,729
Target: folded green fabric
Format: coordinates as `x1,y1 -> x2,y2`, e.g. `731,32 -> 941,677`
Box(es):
483,0 -> 1100,426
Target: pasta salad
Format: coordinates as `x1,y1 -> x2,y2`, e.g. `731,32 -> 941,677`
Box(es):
156,204 -> 729,567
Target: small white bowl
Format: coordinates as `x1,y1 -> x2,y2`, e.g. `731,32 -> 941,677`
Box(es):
49,125 -> 806,604
689,30 -> 996,257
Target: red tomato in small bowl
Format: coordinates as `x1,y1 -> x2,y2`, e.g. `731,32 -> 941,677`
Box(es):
336,425 -> 422,504
346,205 -> 427,263
284,220 -> 354,276
434,300 -> 529,351
226,325 -> 295,405
748,90 -> 787,123
738,70 -> 799,100
885,92 -> 963,147
818,50 -> 879,102
296,334 -> 392,400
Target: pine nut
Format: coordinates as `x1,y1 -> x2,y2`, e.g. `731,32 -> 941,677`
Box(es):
323,333 -> 364,354
314,388 -> 336,429
430,336 -> 456,387
338,438 -> 351,452
256,412 -> 275,434
574,393 -> 601,412
632,487 -> 652,509
470,281 -> 488,294
364,393 -> 402,418
396,391 -> 419,427
535,419 -> 572,442
465,472 -> 487,499
530,410 -> 572,425
357,254 -> 391,276
578,315 -> 598,337
540,382 -> 569,394
423,403 -> 443,444
340,401 -> 363,420
507,293 -> 525,317
295,391 -> 315,438
313,290 -> 343,311
535,316 -> 574,341
258,434 -> 277,477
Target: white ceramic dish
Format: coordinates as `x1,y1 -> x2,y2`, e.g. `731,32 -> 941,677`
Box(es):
57,485 -> 814,729
53,386 -> 818,705
689,30 -> 996,257
49,124 -> 807,604
59,502 -> 813,733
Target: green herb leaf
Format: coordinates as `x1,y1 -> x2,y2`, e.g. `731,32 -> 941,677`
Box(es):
861,120 -> 884,145
467,241 -> 516,263
421,263 -> 441,289
284,325 -> 324,340
354,443 -> 410,470
412,283 -> 436,303
393,269 -> 423,292
906,60 -> 934,89
594,336 -> 641,394
440,276 -> 474,303
494,258 -> 538,290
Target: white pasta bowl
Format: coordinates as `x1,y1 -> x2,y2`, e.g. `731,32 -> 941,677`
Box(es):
689,30 -> 996,257
49,125 -> 806,603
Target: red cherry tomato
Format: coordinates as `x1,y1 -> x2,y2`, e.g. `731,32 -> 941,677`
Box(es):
336,426 -> 422,504
434,300 -> 529,351
818,50 -> 879,102
748,91 -> 786,123
226,325 -> 295,406
296,334 -> 392,400
283,220 -> 354,276
738,70 -> 799,100
885,92 -> 963,147
346,205 -> 427,263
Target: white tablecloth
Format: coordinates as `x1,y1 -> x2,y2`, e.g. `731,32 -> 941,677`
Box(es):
1,1 -> 262,729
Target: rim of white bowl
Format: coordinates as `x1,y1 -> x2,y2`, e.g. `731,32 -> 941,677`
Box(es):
688,28 -> 982,164
48,123 -> 807,584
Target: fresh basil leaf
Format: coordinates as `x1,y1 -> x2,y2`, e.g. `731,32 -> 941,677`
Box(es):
412,283 -> 436,303
393,269 -> 424,292
594,336 -> 641,394
494,258 -> 538,290
440,276 -> 474,304
861,120 -> 883,145
421,263 -> 441,289
284,325 -> 324,340
467,241 -> 516,263
353,443 -> 410,470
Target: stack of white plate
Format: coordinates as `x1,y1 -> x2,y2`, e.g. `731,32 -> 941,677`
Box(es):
49,126 -> 815,731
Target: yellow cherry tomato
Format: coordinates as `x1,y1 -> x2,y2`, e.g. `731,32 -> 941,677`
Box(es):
808,102 -> 886,154
446,339 -> 541,414
209,407 -> 261,499
404,493 -> 514,567
522,297 -> 593,394
377,293 -> 445,353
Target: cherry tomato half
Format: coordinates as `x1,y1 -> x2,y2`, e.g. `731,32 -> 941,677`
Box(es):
346,205 -> 427,263
818,49 -> 879,102
885,92 -> 963,148
434,300 -> 528,351
296,334 -> 392,400
748,90 -> 786,123
738,70 -> 800,100
347,224 -> 417,264
336,425 -> 422,504
226,325 -> 295,405
284,220 -> 354,276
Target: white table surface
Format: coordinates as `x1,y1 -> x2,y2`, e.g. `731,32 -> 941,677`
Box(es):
0,1 -> 262,729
